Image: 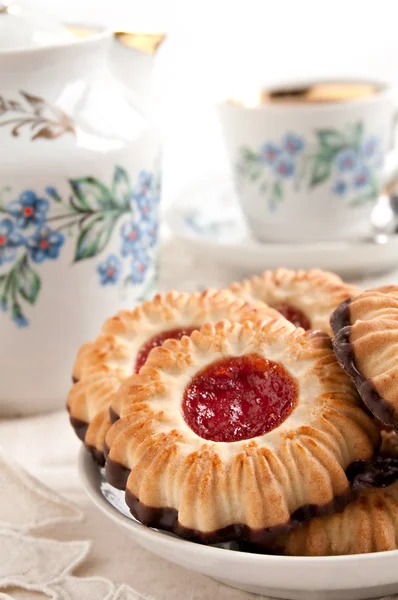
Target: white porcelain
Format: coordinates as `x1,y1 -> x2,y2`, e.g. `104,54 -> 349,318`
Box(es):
217,79 -> 397,243
80,449 -> 398,600
0,10 -> 164,416
166,178 -> 398,280
0,4 -> 73,50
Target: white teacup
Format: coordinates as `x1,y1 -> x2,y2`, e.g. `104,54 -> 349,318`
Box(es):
217,80 -> 397,243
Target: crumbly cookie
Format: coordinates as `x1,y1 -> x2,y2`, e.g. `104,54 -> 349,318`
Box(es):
230,268 -> 359,335
105,319 -> 378,545
332,286 -> 398,430
67,290 -> 280,462
283,457 -> 398,556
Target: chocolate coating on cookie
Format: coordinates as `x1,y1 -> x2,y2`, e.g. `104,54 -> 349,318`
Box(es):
105,454 -> 131,490
331,298 -> 397,430
282,455 -> 398,556
124,486 -> 353,547
69,415 -> 88,442
87,445 -> 105,466
349,456 -> 398,490
109,407 -> 119,425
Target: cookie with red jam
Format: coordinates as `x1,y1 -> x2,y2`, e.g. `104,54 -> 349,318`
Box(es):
105,318 -> 378,546
331,286 -> 398,432
283,456 -> 398,556
230,268 -> 358,335
67,290 -> 280,463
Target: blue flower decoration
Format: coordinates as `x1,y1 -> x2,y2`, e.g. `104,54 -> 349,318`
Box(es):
133,170 -> 153,196
142,217 -> 158,249
45,186 -> 61,202
283,133 -> 304,154
121,221 -> 142,256
26,226 -> 64,263
8,190 -> 49,229
12,306 -> 28,328
0,219 -> 24,265
354,165 -> 370,188
333,180 -> 347,196
336,149 -> 357,172
130,250 -> 150,284
97,255 -> 121,285
135,194 -> 154,221
362,136 -> 378,158
274,156 -> 294,178
261,143 -> 280,164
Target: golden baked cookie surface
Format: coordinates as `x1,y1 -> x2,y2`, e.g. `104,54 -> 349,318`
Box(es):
105,318 -> 378,544
283,457 -> 398,556
332,286 -> 398,430
67,289 -> 280,457
230,268 -> 358,335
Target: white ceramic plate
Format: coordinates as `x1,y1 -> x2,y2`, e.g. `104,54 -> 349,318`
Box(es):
80,448 -> 398,600
165,179 -> 398,278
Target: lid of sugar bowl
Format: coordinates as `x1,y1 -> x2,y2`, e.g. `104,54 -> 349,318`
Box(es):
0,2 -> 74,51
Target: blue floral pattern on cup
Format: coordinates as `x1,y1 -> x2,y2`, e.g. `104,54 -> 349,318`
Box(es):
237,132 -> 305,211
121,222 -> 142,256
0,219 -> 24,265
27,227 -> 65,263
332,180 -> 347,196
336,149 -> 357,172
8,191 -> 49,229
324,128 -> 381,204
237,122 -> 381,210
283,133 -> 304,154
130,249 -> 151,284
0,166 -> 160,328
261,143 -> 280,164
97,255 -> 122,285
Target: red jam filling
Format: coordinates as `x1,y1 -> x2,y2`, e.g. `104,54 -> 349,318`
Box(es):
135,326 -> 198,372
182,354 -> 298,443
272,302 -> 311,330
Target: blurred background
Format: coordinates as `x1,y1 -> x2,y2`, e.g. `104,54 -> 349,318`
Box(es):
16,0 -> 398,207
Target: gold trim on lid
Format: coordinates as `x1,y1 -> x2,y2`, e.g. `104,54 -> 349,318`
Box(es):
66,25 -> 100,39
114,32 -> 166,55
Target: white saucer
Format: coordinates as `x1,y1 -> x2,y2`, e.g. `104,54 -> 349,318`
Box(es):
165,179 -> 398,278
80,449 -> 398,600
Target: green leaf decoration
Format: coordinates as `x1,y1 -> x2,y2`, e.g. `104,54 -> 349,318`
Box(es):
111,166 -> 132,210
369,173 -> 380,198
17,255 -> 41,304
272,181 -> 282,201
69,177 -> 116,211
347,122 -> 364,149
350,174 -> 379,206
240,146 -> 259,162
74,213 -> 119,262
310,154 -> 332,187
249,168 -> 262,181
316,129 -> 346,151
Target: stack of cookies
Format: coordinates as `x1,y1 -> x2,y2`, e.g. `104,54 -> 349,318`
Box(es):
67,269 -> 398,556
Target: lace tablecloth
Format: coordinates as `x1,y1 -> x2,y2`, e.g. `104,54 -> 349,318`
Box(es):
1,239 -> 398,600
